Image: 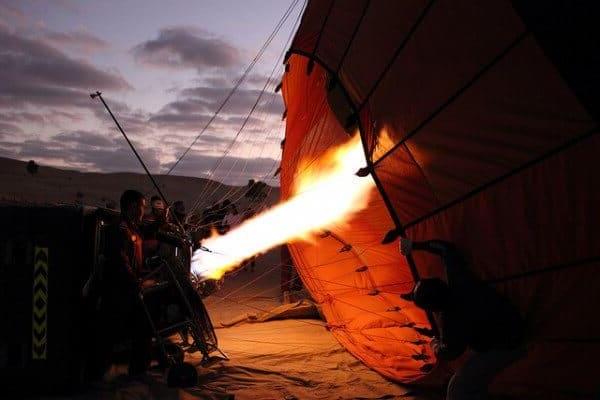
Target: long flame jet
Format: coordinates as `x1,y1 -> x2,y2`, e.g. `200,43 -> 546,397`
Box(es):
191,134 -> 375,280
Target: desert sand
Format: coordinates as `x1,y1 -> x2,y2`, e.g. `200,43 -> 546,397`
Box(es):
4,157 -> 434,399
37,251 -> 435,400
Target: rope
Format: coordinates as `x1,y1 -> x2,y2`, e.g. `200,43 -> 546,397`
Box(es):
373,30 -> 530,167
187,0 -> 306,215
355,0 -> 436,112
334,0 -> 371,74
166,0 -> 301,175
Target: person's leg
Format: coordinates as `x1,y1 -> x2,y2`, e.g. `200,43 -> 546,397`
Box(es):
447,346 -> 526,400
87,304 -> 115,380
129,310 -> 152,376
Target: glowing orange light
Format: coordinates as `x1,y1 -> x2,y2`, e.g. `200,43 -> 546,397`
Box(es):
191,134 -> 375,280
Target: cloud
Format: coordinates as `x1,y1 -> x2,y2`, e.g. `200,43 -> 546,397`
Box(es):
0,121 -> 23,137
0,130 -> 162,173
0,127 -> 278,185
0,3 -> 26,26
0,25 -> 130,110
42,29 -> 109,54
171,153 -> 279,185
0,21 -> 282,186
148,83 -> 284,135
180,86 -> 283,115
55,130 -> 115,148
148,112 -> 215,131
132,27 -> 240,72
0,111 -> 45,124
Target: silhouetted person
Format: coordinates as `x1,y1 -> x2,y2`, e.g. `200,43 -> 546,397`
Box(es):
400,238 -> 526,400
149,196 -> 167,222
142,195 -> 168,259
170,200 -> 187,226
219,199 -> 239,234
97,190 -> 152,377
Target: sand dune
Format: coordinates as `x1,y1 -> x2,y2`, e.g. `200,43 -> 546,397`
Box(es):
0,157 -> 279,211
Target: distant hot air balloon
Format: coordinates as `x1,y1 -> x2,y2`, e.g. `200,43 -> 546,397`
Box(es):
279,0 -> 600,396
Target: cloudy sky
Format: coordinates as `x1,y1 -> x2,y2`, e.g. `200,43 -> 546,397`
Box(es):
0,0 -> 303,185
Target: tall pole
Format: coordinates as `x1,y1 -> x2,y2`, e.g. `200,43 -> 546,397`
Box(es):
90,91 -> 185,230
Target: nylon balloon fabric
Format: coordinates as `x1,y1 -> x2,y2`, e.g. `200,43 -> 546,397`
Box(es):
281,56 -> 435,382
280,0 -> 600,396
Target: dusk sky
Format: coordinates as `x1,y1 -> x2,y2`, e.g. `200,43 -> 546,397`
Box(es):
0,0 -> 304,185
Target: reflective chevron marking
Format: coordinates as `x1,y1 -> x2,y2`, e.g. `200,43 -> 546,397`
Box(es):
32,246 -> 48,360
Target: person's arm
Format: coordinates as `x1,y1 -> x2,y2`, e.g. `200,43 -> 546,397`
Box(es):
400,238 -> 473,288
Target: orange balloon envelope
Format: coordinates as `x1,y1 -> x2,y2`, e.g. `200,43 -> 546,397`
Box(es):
280,0 -> 600,396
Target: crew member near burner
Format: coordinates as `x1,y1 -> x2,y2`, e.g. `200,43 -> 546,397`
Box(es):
98,189 -> 152,377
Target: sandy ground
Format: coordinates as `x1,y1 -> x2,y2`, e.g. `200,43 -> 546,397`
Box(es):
5,157 -> 437,399
38,251 -> 439,400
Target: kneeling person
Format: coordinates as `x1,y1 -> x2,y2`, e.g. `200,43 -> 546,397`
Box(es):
401,238 -> 526,400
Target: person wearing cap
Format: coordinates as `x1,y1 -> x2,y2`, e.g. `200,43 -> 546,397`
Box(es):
94,190 -> 152,378
400,238 -> 526,400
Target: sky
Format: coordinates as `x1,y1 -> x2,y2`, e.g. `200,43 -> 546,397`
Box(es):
0,0 -> 305,185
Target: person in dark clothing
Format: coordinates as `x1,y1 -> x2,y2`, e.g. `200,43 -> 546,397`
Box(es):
149,196 -> 167,222
400,238 -> 526,400
99,190 -> 152,377
142,195 -> 168,259
218,199 -> 238,234
169,200 -> 187,227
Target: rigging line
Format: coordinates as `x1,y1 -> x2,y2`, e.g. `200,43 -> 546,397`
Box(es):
222,275 -> 301,303
90,92 -> 184,231
220,337 -> 323,348
213,295 -> 424,346
195,3 -> 305,210
207,262 -> 285,307
210,252 -> 422,340
373,30 -> 530,167
285,100 -> 331,172
202,76 -> 283,204
403,125 -> 598,230
487,255 -> 600,285
228,272 -> 414,305
209,127 -> 282,211
188,177 -> 278,231
356,0 -> 436,112
334,0 -> 371,74
220,274 -> 307,306
202,1 -> 306,205
332,296 -> 414,327
310,0 -> 336,59
193,21 -> 301,208
199,81 -> 280,198
197,93 -> 278,209
223,92 -> 288,201
166,0 -> 300,175
196,71 -> 279,203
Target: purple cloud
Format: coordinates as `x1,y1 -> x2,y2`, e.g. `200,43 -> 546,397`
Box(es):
42,29 -> 109,54
170,153 -> 279,185
132,26 -> 240,72
0,131 -> 162,173
0,25 -> 130,110
0,121 -> 23,137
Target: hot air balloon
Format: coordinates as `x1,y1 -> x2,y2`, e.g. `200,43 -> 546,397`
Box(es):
279,0 -> 600,396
